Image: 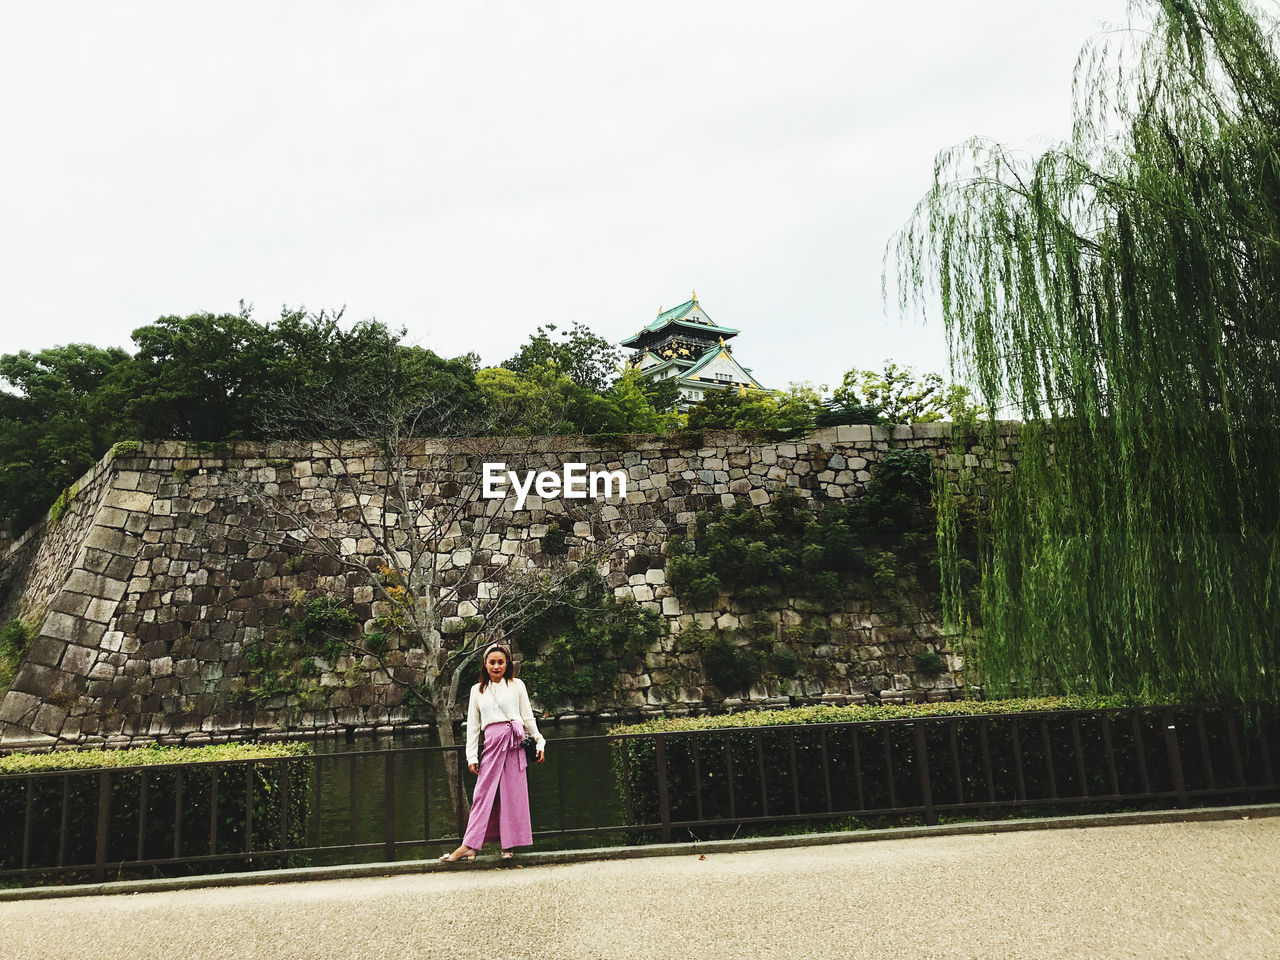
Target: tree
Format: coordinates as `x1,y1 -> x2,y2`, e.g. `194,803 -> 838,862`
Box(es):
501,322 -> 621,393
893,0 -> 1280,703
832,362 -> 978,424
685,383 -> 823,435
0,344 -> 131,535
0,307 -> 482,535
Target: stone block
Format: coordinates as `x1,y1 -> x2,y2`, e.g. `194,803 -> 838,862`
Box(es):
41,611 -> 106,647
49,591 -> 93,618
64,570 -> 129,602
0,691 -> 42,726
32,703 -> 70,735
835,425 -> 872,442
103,488 -> 155,513
11,662 -> 62,698
24,637 -> 65,667
61,645 -> 98,677
97,506 -> 132,529
84,596 -> 119,624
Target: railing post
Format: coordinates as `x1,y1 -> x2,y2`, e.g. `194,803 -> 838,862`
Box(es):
914,722 -> 935,825
654,734 -> 672,843
1162,709 -> 1188,807
95,770 -> 112,883
384,750 -> 397,862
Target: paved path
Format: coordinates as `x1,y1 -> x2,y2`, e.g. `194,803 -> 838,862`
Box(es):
2,817 -> 1278,960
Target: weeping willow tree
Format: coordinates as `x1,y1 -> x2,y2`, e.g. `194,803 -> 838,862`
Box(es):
894,0 -> 1280,703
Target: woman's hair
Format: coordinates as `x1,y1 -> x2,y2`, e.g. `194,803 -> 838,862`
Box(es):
478,642 -> 514,692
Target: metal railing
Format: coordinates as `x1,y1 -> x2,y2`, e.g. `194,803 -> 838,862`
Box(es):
1,705 -> 1276,885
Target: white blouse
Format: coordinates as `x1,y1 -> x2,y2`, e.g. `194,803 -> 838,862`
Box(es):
464,677 -> 546,766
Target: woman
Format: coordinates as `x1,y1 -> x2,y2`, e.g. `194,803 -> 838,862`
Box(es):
441,642 -> 545,862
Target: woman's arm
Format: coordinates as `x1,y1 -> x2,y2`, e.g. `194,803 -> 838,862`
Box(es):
516,679 -> 545,753
465,685 -> 482,766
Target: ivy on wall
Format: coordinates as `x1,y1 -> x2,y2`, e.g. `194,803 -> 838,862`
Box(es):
668,449 -> 942,613
518,570 -> 663,709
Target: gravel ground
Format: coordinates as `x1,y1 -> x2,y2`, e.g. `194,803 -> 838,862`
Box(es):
2,817 -> 1277,960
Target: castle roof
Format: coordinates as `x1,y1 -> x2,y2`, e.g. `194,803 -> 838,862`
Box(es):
619,295 -> 739,347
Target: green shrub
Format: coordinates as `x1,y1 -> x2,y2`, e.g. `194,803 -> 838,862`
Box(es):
700,635 -> 765,696
541,520 -> 568,556
521,570 -> 664,709
666,454 -> 947,618
0,619 -> 34,690
608,697 -> 1210,842
915,650 -> 947,675
0,743 -> 312,883
242,596 -> 361,702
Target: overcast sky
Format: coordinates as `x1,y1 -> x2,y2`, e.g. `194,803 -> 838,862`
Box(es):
0,0 -> 1134,393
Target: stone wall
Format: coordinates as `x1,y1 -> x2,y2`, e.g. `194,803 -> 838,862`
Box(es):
0,425 -> 1016,749
0,453 -> 120,635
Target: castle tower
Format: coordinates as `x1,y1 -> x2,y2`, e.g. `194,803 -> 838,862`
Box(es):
621,292 -> 767,406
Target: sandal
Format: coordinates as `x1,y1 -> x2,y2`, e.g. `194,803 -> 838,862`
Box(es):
500,850 -> 515,861
440,847 -> 476,863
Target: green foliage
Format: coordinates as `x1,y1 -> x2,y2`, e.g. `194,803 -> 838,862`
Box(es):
684,383 -> 824,437
520,570 -> 664,709
674,620 -> 810,696
832,361 -> 979,424
914,650 -> 947,676
0,741 -> 309,775
541,520 -> 569,556
0,343 -> 131,535
476,362 -> 679,437
110,439 -> 141,456
501,321 -> 621,393
815,401 -> 881,427
700,634 -> 764,695
0,619 -> 34,691
610,694 -> 1165,736
0,743 -> 312,883
47,481 -> 79,525
894,0 -> 1280,703
609,699 -> 1228,842
668,451 -> 945,613
0,306 -> 483,536
242,596 -> 362,701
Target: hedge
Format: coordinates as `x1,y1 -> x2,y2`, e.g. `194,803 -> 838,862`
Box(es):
609,699 -> 1279,840
0,742 -> 313,883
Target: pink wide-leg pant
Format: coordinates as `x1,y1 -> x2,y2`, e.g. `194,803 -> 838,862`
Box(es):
462,719 -> 533,850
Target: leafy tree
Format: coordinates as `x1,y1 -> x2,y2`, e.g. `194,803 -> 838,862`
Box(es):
0,307 -> 483,534
501,321 -> 621,392
832,362 -> 978,424
685,384 -> 823,436
0,344 -> 131,534
475,364 -> 681,436
636,371 -> 682,417
893,0 -> 1280,702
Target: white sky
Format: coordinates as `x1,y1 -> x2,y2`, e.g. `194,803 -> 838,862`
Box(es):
0,0 -> 1134,393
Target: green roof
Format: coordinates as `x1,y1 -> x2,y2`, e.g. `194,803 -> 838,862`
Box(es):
620,298 -> 740,347
680,343 -> 763,388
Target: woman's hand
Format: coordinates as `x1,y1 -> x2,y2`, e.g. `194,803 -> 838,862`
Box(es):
469,763 -> 479,774
536,750 -> 545,763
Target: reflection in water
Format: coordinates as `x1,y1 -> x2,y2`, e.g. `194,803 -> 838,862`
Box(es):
306,724 -> 625,863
